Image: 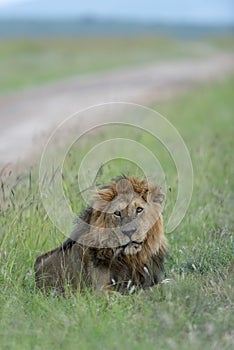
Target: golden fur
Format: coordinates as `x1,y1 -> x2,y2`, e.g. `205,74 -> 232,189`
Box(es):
34,176 -> 167,294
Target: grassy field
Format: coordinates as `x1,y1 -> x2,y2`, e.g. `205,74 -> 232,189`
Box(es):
0,76 -> 234,349
1,36 -> 234,93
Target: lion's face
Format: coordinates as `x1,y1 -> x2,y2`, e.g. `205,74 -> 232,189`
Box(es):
83,177 -> 165,256
106,191 -> 159,255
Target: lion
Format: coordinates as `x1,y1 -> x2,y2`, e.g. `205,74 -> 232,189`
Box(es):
34,176 -> 167,294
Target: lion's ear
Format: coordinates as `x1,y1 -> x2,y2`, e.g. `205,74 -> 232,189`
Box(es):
147,187 -> 165,204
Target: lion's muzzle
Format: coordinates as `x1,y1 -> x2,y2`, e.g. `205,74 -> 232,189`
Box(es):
121,222 -> 137,238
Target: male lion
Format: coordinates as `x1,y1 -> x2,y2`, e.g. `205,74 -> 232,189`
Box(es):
35,176 -> 167,294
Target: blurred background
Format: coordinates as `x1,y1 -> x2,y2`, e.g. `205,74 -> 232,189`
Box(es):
0,0 -> 233,92
0,0 -> 233,164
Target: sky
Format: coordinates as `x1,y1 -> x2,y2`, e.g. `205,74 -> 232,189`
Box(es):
0,0 -> 233,24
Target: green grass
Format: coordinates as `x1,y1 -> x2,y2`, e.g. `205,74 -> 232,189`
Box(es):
0,76 -> 234,349
1,35 -> 233,92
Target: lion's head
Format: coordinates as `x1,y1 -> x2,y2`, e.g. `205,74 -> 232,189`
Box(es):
73,176 -> 166,257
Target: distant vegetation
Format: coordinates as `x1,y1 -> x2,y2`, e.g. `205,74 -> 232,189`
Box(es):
0,35 -> 233,92
0,18 -> 233,38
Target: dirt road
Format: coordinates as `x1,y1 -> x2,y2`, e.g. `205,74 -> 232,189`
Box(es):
0,52 -> 234,165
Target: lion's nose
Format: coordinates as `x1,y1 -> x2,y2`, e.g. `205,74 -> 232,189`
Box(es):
122,226 -> 137,238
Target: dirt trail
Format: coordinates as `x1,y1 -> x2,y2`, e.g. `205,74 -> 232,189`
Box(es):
0,52 -> 234,166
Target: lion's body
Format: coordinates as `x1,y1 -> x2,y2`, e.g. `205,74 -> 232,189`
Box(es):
35,177 -> 167,294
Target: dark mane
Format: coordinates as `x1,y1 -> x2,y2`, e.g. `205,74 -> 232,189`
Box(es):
58,206 -> 93,253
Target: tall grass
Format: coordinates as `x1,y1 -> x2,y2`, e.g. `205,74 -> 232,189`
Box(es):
0,76 -> 234,349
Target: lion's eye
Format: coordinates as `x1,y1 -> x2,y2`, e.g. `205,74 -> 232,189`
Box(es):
114,210 -> 121,217
136,207 -> 144,214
